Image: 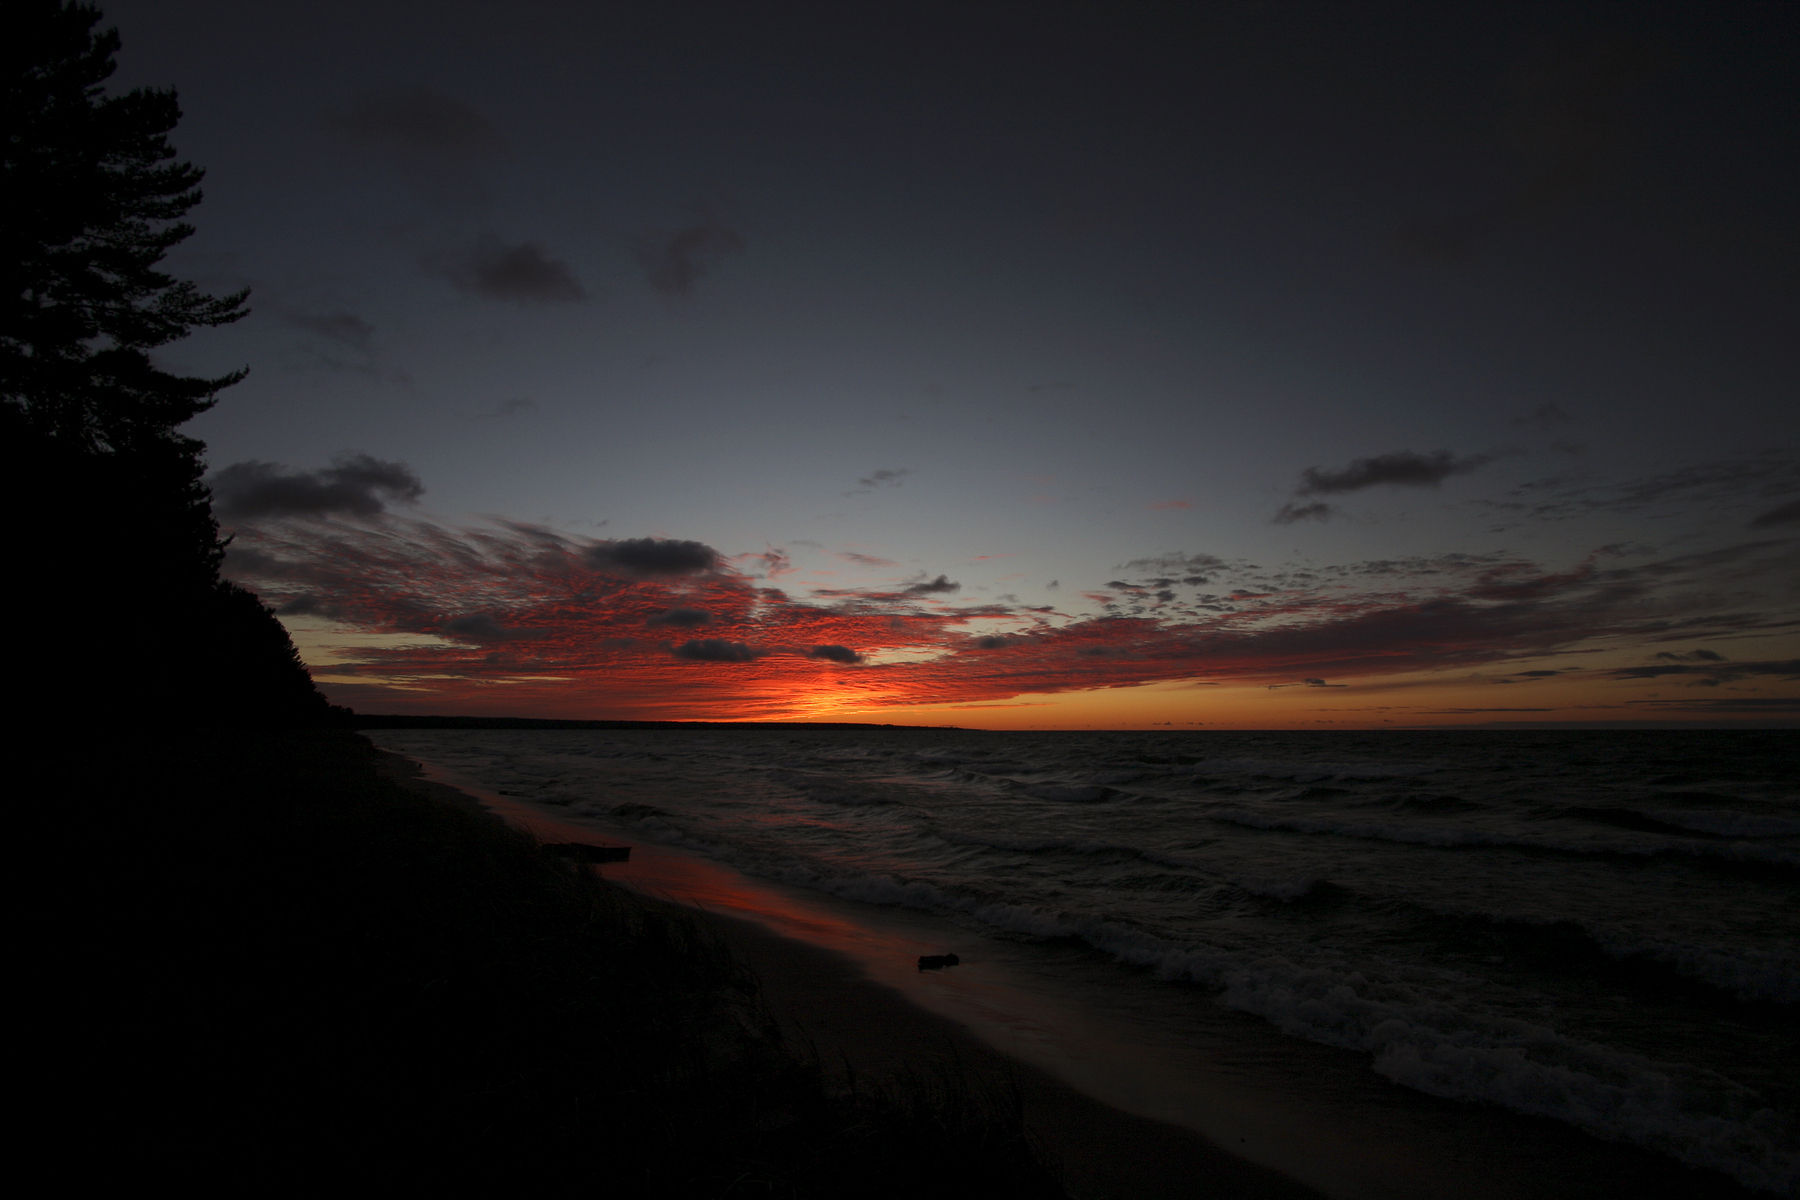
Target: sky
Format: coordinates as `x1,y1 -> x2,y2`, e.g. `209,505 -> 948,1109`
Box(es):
100,0 -> 1798,728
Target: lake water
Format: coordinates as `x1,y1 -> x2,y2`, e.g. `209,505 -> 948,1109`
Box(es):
370,727 -> 1797,1196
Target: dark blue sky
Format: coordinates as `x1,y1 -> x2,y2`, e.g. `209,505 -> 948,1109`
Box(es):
99,0 -> 1799,725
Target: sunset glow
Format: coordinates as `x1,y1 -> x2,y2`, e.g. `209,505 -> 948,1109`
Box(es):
93,0 -> 1794,729
239,516 -> 1797,727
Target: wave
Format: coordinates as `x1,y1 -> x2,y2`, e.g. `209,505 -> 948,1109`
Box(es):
1380,791 -> 1486,813
1181,756 -> 1441,783
607,801 -> 668,820
1642,808 -> 1800,839
1016,782 -> 1116,803
936,828 -> 1150,860
578,762 -> 1800,1011
1231,872 -> 1342,904
1565,805 -> 1729,839
374,727 -> 1799,1194
1192,954 -> 1796,1195
778,866 -> 1800,1195
771,778 -> 902,807
1410,909 -> 1800,1008
1199,804 -> 1800,869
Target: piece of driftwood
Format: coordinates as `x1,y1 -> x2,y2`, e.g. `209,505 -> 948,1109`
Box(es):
541,842 -> 632,863
917,953 -> 960,971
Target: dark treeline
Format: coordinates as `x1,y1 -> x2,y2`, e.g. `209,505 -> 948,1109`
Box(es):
4,1 -> 332,727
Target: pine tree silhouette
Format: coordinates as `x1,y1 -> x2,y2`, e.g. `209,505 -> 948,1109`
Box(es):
4,2 -> 333,726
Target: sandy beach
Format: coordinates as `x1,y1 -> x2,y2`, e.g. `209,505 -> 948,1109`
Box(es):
705,906 -> 1322,1200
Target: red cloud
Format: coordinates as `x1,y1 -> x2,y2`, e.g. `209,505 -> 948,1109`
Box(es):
225,519 -> 1799,721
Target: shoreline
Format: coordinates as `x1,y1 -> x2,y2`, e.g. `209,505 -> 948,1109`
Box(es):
704,901 -> 1323,1200
379,743 -> 1775,1200
378,746 -> 1321,1198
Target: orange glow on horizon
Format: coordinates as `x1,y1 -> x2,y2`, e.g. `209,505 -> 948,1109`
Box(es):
251,521 -> 1797,730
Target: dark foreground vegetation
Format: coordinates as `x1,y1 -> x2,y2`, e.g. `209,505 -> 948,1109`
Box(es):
32,730 -> 1065,1194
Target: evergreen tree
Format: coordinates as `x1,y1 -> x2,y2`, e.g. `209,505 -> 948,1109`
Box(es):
3,0 -> 248,451
3,2 -> 331,726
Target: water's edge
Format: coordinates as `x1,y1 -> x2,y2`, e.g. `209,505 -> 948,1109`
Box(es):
385,740 -> 1775,1200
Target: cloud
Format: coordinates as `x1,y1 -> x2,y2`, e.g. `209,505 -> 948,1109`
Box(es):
210,455 -> 424,520
275,593 -> 330,617
904,574 -> 960,595
1273,501 -> 1337,525
1120,553 -> 1224,579
1295,450 -> 1494,497
1624,697 -> 1800,715
287,311 -> 374,352
586,538 -> 718,576
753,548 -> 794,577
1609,658 -> 1799,684
430,235 -> 586,304
1484,453 -> 1800,534
442,614 -> 545,643
647,607 -> 714,628
673,638 -> 760,663
838,550 -> 899,568
637,223 -> 745,297
850,468 -> 911,495
1749,499 -> 1800,528
222,516 -> 1800,723
329,88 -> 509,220
331,88 -> 506,157
1513,402 -> 1573,429
1272,450 -> 1495,523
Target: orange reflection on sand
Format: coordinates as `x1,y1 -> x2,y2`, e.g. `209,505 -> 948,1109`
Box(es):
410,756 -> 926,962
616,841 -> 908,957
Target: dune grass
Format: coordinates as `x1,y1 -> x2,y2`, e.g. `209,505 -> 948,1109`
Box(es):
29,729 -> 1064,1195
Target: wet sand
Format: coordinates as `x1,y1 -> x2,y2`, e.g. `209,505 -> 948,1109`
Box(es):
704,904 -> 1323,1200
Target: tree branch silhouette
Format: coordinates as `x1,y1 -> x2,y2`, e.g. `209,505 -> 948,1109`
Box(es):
3,2 -> 332,726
